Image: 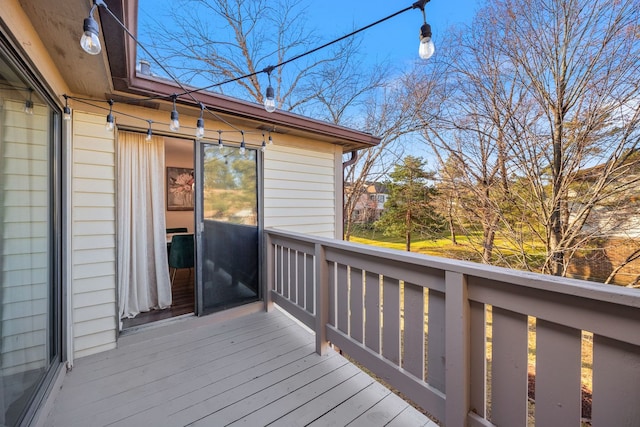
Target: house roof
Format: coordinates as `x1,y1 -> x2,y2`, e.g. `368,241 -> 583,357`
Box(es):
18,0 -> 381,152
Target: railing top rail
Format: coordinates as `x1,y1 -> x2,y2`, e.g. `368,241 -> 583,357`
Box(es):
265,228 -> 640,309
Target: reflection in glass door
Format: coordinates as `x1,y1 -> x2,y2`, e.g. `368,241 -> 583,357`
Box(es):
196,143 -> 260,314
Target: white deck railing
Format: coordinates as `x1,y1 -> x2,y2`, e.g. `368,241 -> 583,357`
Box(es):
265,229 -> 640,427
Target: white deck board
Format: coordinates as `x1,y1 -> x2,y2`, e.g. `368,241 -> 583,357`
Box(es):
45,309 -> 437,426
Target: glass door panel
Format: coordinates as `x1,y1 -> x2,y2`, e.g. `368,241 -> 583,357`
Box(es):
196,144 -> 259,314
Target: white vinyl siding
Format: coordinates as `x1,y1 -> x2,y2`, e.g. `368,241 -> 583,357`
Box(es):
71,111 -> 117,358
264,144 -> 337,237
0,100 -> 49,376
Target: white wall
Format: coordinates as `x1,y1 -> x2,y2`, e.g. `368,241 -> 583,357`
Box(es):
264,143 -> 339,238
71,111 -> 117,358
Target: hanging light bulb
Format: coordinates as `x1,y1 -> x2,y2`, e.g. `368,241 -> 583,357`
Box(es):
218,131 -> 224,150
80,2 -> 102,55
263,66 -> 276,113
413,0 -> 435,60
261,133 -> 266,152
105,99 -> 114,132
419,23 -> 435,59
24,89 -> 34,115
169,95 -> 180,131
63,95 -> 71,121
146,120 -> 153,142
240,131 -> 246,156
196,103 -> 205,139
268,133 -> 273,145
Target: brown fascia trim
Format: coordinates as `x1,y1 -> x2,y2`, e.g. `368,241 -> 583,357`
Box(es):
102,0 -> 381,152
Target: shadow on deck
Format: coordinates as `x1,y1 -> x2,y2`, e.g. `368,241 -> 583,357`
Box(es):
44,309 -> 435,427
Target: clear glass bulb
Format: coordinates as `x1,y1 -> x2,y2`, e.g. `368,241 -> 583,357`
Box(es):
419,38 -> 435,59
268,135 -> 273,145
264,86 -> 276,113
264,98 -> 276,113
81,18 -> 101,55
261,142 -> 266,152
105,113 -> 114,131
63,106 -> 71,121
196,118 -> 205,139
146,129 -> 152,142
240,144 -> 246,156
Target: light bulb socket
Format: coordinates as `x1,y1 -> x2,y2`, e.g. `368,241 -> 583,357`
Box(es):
420,23 -> 432,40
83,16 -> 99,36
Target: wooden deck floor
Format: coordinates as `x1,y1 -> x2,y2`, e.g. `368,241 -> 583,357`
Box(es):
44,309 -> 436,427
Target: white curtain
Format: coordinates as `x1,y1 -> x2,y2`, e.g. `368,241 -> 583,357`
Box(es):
117,131 -> 172,319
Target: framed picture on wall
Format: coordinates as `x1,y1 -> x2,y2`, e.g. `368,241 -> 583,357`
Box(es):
167,167 -> 194,211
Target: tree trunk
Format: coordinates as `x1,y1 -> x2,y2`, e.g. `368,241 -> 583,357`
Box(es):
550,107 -> 565,276
405,208 -> 411,251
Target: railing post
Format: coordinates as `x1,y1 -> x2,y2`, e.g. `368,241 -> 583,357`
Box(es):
314,242 -> 329,355
445,271 -> 470,426
264,231 -> 274,312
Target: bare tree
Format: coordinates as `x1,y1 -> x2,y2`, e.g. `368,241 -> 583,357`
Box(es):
420,0 -> 640,277
495,0 -> 640,275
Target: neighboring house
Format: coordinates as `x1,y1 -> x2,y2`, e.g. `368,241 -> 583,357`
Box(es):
566,155 -> 640,283
0,1 -> 379,425
345,182 -> 388,224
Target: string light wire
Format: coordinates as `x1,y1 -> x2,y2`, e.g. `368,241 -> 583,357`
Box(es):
69,0 -> 432,144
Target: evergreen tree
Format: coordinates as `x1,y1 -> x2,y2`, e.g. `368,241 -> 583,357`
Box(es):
375,156 -> 443,251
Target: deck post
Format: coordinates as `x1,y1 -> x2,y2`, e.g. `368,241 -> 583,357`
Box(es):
264,232 -> 274,312
315,242 -> 330,355
445,271 -> 471,426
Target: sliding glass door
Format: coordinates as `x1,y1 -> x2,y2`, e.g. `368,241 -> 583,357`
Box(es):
195,143 -> 260,314
0,38 -> 61,426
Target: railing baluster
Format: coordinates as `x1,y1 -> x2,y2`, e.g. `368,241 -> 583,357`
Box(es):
336,264 -> 349,334
403,281 -> 425,379
305,253 -> 314,313
350,267 -> 364,343
364,271 -> 381,353
427,289 -> 446,393
470,300 -> 487,418
296,250 -> 306,306
535,319 -> 582,426
382,276 -> 401,366
491,307 -> 528,426
591,335 -> 640,425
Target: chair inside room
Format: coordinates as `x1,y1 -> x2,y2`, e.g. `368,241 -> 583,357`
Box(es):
166,227 -> 188,234
168,233 -> 195,284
